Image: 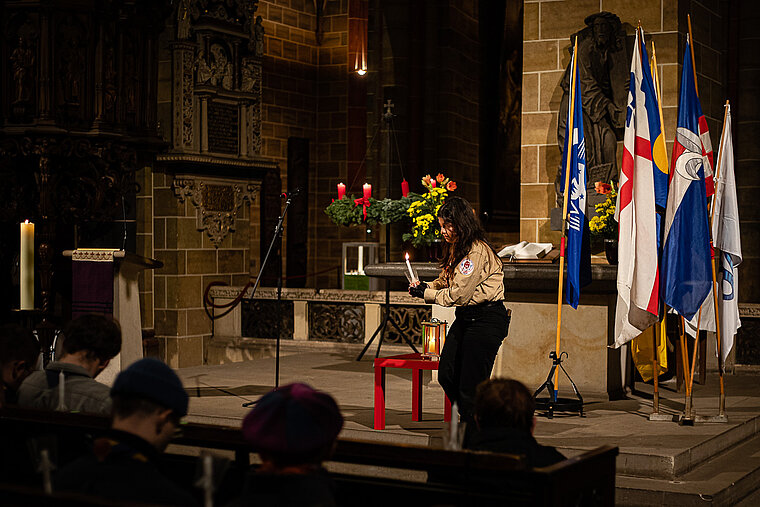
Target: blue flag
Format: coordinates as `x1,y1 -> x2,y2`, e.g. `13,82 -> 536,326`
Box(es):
661,37 -> 712,320
560,50 -> 592,309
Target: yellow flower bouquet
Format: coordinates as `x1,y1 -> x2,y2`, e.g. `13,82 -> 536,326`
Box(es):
402,173 -> 456,248
588,182 -> 617,241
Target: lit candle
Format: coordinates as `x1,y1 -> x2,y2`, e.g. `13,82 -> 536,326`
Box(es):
337,182 -> 346,200
363,183 -> 372,200
405,252 -> 416,284
20,220 -> 34,310
401,179 -> 409,197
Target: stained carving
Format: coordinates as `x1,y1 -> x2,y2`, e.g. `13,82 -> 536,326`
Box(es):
173,177 -> 259,247
309,303 -> 365,343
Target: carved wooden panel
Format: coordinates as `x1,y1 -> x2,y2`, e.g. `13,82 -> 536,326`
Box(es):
242,299 -> 294,340
385,305 -> 429,345
308,303 -> 364,343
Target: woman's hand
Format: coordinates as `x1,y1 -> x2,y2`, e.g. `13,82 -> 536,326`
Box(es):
408,281 -> 428,299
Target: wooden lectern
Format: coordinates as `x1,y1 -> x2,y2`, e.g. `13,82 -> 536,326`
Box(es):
63,250 -> 163,385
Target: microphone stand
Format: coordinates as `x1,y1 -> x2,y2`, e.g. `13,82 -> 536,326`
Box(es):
242,188 -> 300,406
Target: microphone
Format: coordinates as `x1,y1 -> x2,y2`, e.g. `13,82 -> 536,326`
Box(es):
280,187 -> 302,199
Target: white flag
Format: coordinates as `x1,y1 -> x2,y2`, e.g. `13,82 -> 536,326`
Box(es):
712,105 -> 742,364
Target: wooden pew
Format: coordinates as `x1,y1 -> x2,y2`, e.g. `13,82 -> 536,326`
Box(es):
0,407 -> 618,506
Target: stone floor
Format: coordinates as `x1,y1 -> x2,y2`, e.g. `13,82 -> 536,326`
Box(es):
175,340 -> 760,506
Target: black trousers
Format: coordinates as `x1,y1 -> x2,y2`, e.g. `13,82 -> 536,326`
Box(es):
438,301 -> 509,423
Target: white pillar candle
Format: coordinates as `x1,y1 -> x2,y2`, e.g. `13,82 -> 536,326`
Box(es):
20,220 -> 34,310
404,252 -> 416,284
357,246 -> 364,274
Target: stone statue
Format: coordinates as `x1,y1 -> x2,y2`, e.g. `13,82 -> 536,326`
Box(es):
196,48 -> 213,84
11,36 -> 34,104
176,0 -> 193,40
253,16 -> 264,58
555,12 -> 629,208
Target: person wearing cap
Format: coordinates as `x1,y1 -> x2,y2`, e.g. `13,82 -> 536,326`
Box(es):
54,358 -> 198,506
18,314 -> 121,415
231,382 -> 344,507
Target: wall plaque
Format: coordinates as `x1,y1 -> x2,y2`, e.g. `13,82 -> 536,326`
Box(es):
208,101 -> 238,154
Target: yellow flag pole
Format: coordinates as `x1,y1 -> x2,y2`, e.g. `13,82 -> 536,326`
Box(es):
649,37 -> 665,416
553,36 -> 579,401
708,101 -> 731,417
688,14 -> 699,98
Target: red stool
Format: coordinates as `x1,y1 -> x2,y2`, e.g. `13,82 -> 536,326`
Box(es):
373,353 -> 452,430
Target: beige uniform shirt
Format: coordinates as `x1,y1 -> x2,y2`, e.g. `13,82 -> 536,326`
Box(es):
423,240 -> 505,307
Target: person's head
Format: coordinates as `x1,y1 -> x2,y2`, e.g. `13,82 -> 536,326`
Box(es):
0,324 -> 40,393
110,358 -> 189,451
437,196 -> 490,265
474,378 -> 536,434
585,12 -> 620,49
242,383 -> 344,469
60,315 -> 122,376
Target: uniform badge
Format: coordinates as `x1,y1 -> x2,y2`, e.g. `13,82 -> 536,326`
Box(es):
458,258 -> 474,275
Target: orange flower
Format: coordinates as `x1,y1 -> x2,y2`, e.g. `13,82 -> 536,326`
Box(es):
446,180 -> 457,191
436,173 -> 445,183
595,181 -> 612,194
422,174 -> 432,186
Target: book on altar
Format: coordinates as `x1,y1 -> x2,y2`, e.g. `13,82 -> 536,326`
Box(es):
497,241 -> 553,260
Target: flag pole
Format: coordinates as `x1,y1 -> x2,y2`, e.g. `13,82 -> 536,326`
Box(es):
687,15 -> 699,97
553,36 -> 579,402
707,100 -> 731,418
679,316 -> 693,419
688,308 -> 703,395
650,37 -> 664,417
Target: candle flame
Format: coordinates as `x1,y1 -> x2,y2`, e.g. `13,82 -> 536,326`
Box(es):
405,252 -> 409,260
23,220 -> 31,224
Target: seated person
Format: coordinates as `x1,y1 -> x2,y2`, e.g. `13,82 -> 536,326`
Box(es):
232,383 -> 344,507
54,358 -> 197,506
468,378 -> 565,467
18,314 -> 121,415
0,324 -> 40,408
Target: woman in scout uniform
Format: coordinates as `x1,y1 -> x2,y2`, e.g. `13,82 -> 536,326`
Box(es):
409,196 -> 509,427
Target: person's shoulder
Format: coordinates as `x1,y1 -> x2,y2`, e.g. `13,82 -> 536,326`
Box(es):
532,444 -> 566,468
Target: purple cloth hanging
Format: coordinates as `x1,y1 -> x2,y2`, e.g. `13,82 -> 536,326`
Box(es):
72,260 -> 114,318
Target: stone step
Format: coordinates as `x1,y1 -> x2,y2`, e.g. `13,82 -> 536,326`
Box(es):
616,433 -> 760,506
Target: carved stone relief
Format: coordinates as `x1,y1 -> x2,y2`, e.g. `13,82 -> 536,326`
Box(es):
172,176 -> 259,247
169,0 -> 262,156
308,303 -> 365,343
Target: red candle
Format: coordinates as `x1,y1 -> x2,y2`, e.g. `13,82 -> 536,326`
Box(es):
337,182 -> 346,200
401,179 -> 409,197
363,183 -> 372,200
431,180 -> 436,188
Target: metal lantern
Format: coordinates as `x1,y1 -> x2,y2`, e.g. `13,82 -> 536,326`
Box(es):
421,319 -> 447,359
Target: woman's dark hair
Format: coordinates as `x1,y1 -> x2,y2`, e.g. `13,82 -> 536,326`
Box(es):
437,196 -> 493,275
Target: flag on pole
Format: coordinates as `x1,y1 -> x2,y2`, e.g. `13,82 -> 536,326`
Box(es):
559,47 -> 591,309
661,36 -> 713,322
614,28 -> 664,347
712,105 -> 742,364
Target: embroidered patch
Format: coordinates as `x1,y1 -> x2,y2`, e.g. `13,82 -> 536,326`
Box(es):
458,258 -> 474,275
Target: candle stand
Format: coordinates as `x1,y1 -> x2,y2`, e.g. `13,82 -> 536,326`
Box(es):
356,100 -> 419,360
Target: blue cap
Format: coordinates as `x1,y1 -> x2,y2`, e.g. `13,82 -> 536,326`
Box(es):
111,358 -> 188,417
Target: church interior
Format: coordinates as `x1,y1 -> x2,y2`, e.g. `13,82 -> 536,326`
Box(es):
1,0 -> 760,504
